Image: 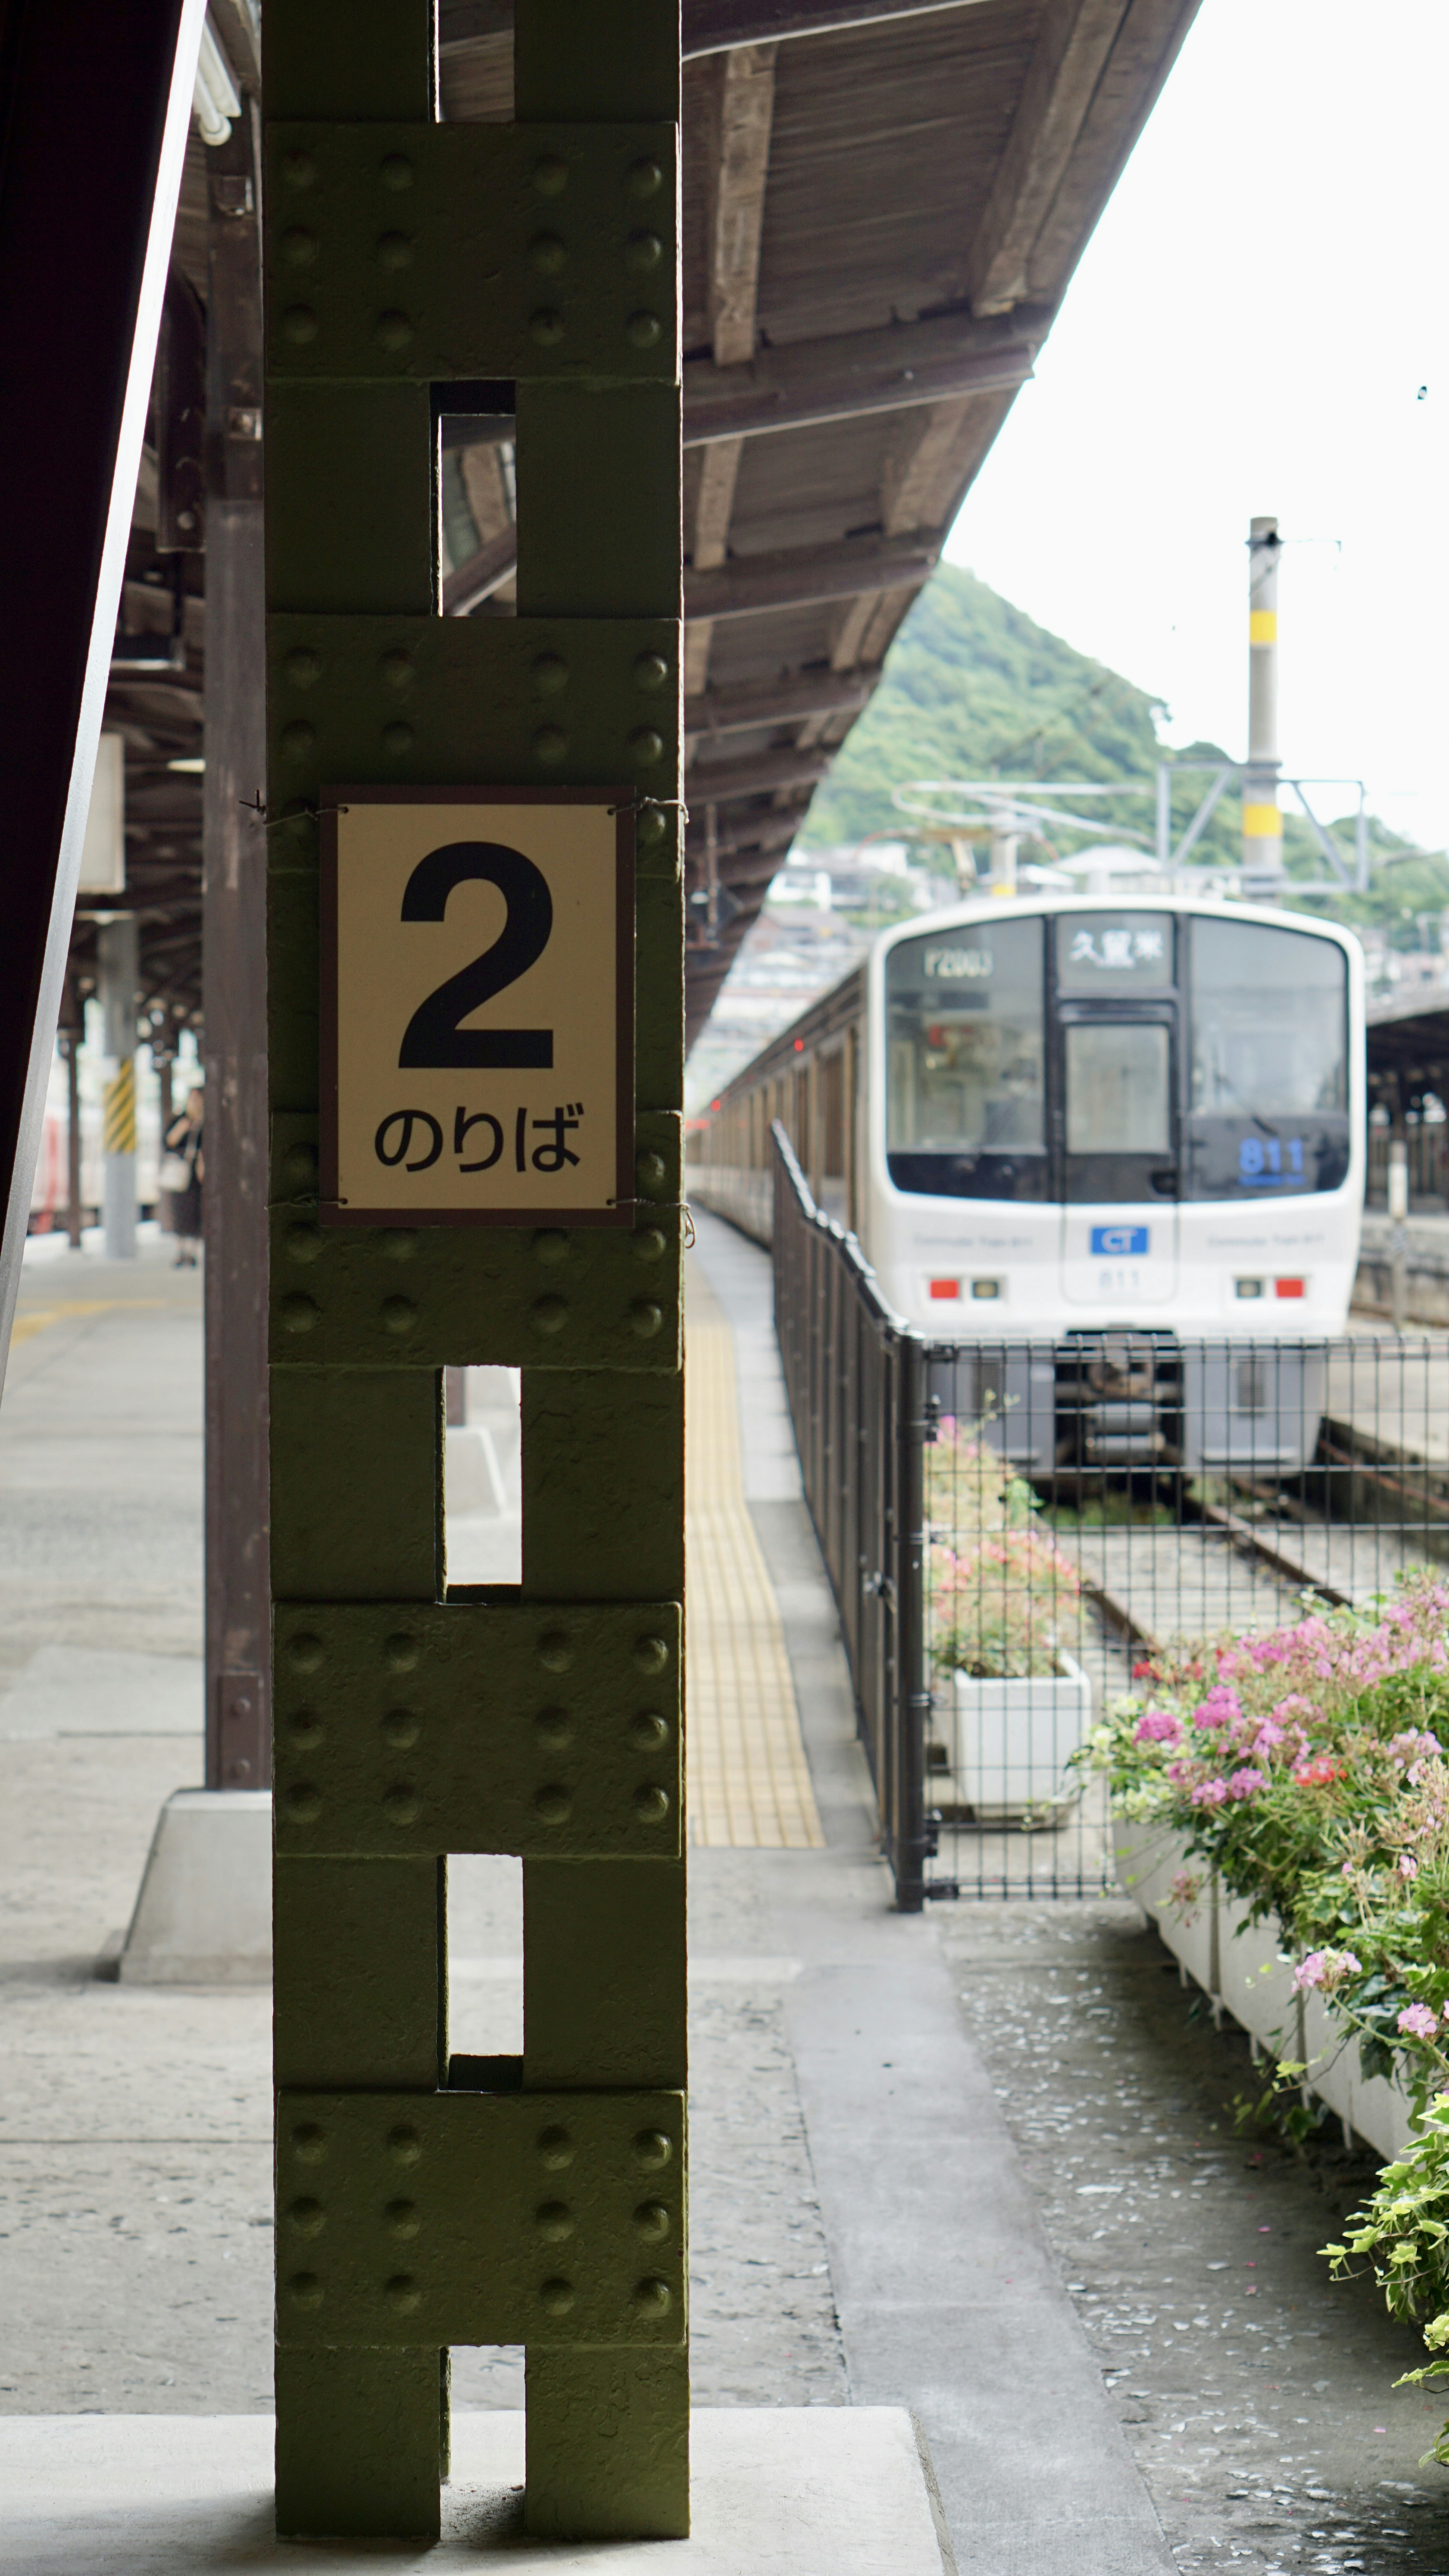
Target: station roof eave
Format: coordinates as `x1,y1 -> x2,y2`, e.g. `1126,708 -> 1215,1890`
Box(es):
89,0 -> 1201,1054
1366,988 -> 1449,1098
438,0 -> 1203,1051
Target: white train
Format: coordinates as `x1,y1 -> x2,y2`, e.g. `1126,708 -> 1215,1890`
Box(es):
689,893 -> 1365,1470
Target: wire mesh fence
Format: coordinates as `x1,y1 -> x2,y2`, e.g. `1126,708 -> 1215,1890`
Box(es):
770,1124 -> 1449,1909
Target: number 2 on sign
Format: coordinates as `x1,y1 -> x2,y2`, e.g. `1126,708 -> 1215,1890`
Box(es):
397,842 -> 554,1069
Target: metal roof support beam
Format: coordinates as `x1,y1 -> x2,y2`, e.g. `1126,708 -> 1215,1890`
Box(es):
686,530 -> 937,619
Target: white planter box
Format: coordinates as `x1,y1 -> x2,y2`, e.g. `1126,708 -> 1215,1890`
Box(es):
1115,1820 -> 1416,2165
946,1654 -> 1092,1820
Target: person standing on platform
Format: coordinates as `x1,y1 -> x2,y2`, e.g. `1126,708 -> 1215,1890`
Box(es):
162,1086 -> 204,1268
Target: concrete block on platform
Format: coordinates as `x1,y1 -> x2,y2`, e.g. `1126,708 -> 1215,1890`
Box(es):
117,1788 -> 271,1985
0,2407 -> 954,2573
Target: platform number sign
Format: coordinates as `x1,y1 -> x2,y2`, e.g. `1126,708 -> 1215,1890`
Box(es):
321,788 -> 634,1226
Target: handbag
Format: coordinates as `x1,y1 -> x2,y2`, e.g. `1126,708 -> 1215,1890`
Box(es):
160,1150 -> 192,1192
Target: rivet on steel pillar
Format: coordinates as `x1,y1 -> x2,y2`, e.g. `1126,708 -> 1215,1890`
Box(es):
263,0 -> 685,2544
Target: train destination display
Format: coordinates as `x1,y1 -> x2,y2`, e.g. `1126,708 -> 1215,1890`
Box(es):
320,788 -> 633,1226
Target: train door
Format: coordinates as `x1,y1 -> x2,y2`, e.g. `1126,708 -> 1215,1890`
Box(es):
1058,1003 -> 1180,1303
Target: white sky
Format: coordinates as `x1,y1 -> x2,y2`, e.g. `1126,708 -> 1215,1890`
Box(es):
945,0 -> 1449,852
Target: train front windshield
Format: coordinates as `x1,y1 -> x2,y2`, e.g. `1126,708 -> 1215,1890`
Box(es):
886,916 -> 1049,1199
885,911 -> 1349,1202
1186,918 -> 1349,1198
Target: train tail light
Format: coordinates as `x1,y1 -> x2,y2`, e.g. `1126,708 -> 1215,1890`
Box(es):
929,1277 -> 960,1300
1274,1277 -> 1306,1299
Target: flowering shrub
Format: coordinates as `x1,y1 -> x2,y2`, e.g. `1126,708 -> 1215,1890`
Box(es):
1086,1572 -> 1449,2460
1084,1572 -> 1449,2108
926,1420 -> 1081,1680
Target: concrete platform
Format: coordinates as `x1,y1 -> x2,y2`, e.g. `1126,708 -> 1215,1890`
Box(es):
0,2408 -> 953,2573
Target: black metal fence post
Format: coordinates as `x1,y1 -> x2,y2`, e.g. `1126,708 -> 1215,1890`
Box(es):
893,1331 -> 931,1911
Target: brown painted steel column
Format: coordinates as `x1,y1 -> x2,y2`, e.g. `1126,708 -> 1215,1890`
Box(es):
202,109 -> 271,1789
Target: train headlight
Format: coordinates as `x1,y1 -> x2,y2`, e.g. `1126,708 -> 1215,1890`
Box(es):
1234,1278 -> 1265,1299
969,1278 -> 1001,1301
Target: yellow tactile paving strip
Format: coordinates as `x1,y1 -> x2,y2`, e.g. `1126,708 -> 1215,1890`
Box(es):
686,1259 -> 824,1849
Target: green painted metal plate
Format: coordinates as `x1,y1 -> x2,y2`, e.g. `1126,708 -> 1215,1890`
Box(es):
273,1599 -> 682,1857
267,123 -> 679,385
276,2085 -> 686,2347
267,1112 -> 683,1365
266,614 -> 681,807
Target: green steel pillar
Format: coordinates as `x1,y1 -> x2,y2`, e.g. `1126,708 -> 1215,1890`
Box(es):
263,0 -> 685,2540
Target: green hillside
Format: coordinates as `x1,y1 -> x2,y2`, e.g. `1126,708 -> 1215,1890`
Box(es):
800,564 -> 1168,842
798,564 -> 1447,944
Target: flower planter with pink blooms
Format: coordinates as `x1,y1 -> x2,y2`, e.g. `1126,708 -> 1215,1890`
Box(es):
1086,1573 -> 1449,2168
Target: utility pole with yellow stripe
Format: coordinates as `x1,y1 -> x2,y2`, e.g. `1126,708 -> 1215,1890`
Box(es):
1242,513 -> 1282,894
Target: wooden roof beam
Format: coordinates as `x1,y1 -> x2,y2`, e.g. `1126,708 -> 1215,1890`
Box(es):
443,505 -> 938,630
687,666 -> 873,741
438,308 -> 1047,468
689,744 -> 832,801
708,45 -> 776,365
443,524 -> 519,617
684,303 -> 1045,444
686,529 -> 937,621
968,0 -> 1130,314
686,808 -> 805,868
438,2 -> 991,62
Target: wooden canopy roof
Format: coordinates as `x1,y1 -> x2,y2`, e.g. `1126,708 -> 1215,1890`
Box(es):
89,0 -> 1198,1057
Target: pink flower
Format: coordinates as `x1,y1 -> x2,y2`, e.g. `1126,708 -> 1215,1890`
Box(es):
1294,1947 -> 1361,1992
1192,1684 -> 1243,1731
1190,1778 -> 1230,1808
1226,1766 -> 1269,1800
1134,1709 -> 1184,1747
1400,1854 -> 1420,1880
1398,2004 -> 1440,2041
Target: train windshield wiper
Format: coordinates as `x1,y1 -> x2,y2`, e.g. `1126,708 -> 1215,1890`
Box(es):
1208,1067 -> 1277,1139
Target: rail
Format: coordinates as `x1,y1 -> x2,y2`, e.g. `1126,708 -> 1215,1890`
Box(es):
768,1122 -> 1449,1912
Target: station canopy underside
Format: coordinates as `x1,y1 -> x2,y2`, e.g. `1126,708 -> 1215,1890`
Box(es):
92,0 -> 1199,1051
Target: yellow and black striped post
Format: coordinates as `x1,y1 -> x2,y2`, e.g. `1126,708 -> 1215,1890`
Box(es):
102,1057 -> 136,1158
98,914 -> 138,1257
